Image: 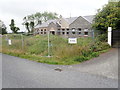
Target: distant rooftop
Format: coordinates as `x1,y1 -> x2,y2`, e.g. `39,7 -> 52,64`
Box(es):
35,19 -> 57,28
35,15 -> 95,28
82,15 -> 95,23
64,17 -> 78,24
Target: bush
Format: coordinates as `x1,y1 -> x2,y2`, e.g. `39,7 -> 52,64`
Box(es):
96,33 -> 107,42
91,52 -> 99,57
74,56 -> 88,62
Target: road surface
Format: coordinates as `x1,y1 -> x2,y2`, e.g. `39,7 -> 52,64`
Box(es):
69,48 -> 118,79
2,48 -> 118,88
0,53 -> 2,89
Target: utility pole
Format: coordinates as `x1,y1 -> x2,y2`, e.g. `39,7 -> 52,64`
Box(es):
48,30 -> 50,57
21,34 -> 24,50
92,30 -> 94,40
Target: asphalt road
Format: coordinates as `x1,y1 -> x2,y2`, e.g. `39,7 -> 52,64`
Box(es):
0,53 -> 2,89
69,48 -> 118,79
2,48 -> 118,88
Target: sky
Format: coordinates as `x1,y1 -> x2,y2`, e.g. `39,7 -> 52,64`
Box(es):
0,0 -> 108,33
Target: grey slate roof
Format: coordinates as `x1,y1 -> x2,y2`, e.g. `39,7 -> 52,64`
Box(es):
35,19 -> 57,28
35,15 -> 95,28
64,17 -> 78,24
82,15 -> 95,23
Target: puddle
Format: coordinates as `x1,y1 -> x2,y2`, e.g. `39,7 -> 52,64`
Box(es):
54,68 -> 62,72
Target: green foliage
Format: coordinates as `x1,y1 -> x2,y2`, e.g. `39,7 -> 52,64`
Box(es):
2,34 -> 110,65
96,33 -> 107,42
0,20 -> 7,35
0,28 -> 7,35
73,56 -> 88,62
9,19 -> 20,33
15,27 -> 20,32
25,22 -> 30,33
92,1 -> 120,33
28,40 -> 48,54
42,11 -> 58,22
23,11 -> 59,33
29,21 -> 34,33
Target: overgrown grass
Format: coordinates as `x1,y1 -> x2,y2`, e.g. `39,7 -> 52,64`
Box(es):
1,34 -> 110,65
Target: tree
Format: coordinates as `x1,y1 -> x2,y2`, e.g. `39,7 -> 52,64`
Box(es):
47,12 -> 58,20
92,1 -> 120,34
42,11 -> 58,22
23,15 -> 35,33
9,19 -> 20,33
23,12 -> 59,33
15,27 -> 20,32
30,21 -> 34,33
25,22 -> 30,33
34,12 -> 42,25
42,11 -> 49,22
0,20 -> 7,35
28,15 -> 35,33
23,17 -> 30,33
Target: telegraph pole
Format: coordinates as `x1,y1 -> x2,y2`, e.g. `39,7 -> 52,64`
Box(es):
21,34 -> 24,50
48,30 -> 50,57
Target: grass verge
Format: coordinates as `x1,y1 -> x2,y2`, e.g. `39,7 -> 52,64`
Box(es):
1,34 -> 110,65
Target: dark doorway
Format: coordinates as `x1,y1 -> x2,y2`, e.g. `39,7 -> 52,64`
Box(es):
112,30 -> 120,48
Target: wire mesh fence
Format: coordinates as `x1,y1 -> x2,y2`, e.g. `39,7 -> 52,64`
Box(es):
1,33 -> 110,65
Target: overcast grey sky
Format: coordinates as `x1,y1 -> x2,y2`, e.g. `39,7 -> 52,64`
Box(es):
0,0 -> 108,32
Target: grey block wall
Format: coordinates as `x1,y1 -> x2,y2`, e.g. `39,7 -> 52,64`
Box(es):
34,16 -> 94,37
69,16 -> 92,37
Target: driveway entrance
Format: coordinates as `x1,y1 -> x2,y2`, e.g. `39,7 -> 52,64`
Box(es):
112,30 -> 120,48
69,48 -> 118,79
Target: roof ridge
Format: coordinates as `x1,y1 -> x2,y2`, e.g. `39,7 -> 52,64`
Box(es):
82,15 -> 95,23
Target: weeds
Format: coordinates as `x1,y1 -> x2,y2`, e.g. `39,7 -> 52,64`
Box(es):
1,34 -> 110,65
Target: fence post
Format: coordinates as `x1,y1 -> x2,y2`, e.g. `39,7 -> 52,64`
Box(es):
108,27 -> 112,46
21,34 -> 24,49
47,30 -> 50,57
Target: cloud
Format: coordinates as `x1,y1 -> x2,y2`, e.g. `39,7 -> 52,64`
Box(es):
0,0 -> 108,32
